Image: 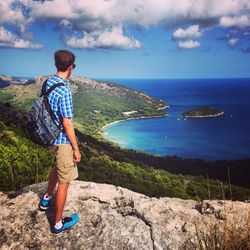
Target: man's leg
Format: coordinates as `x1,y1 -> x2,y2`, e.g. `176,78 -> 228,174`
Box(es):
40,167 -> 58,210
53,181 -> 79,234
45,167 -> 58,197
54,182 -> 69,223
51,145 -> 79,233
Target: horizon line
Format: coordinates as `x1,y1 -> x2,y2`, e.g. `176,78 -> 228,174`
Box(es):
1,73 -> 250,80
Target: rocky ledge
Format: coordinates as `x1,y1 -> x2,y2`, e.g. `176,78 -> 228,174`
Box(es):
0,181 -> 249,250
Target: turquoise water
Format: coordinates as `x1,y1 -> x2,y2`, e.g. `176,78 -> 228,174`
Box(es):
103,78 -> 250,160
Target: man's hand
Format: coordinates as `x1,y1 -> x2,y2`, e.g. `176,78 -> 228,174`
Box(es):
62,117 -> 81,163
73,149 -> 81,163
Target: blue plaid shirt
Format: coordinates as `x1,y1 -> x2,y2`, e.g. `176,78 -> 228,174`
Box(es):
44,75 -> 74,145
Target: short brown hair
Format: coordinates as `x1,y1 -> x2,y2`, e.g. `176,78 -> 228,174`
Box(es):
54,50 -> 76,72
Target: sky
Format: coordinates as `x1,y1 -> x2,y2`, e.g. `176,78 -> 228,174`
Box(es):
0,0 -> 250,79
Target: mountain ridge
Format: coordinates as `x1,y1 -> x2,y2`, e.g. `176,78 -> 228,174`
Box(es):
0,75 -> 168,135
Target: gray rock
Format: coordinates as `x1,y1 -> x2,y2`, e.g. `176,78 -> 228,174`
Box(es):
0,181 -> 249,250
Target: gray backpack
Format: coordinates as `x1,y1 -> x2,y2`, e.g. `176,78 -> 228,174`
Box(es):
27,80 -> 63,146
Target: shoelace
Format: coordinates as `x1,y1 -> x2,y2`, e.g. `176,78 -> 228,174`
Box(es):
62,217 -> 72,224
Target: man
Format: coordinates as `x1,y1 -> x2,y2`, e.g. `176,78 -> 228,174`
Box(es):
39,50 -> 81,234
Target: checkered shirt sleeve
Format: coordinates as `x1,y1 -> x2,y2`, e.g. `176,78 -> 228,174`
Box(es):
59,90 -> 73,118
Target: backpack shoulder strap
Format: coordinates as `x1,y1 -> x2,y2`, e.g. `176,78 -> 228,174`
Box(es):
41,80 -> 48,97
40,79 -> 64,97
46,83 -> 64,95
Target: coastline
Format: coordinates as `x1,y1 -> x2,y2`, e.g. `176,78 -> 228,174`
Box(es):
158,105 -> 170,110
183,111 -> 224,119
100,113 -> 168,136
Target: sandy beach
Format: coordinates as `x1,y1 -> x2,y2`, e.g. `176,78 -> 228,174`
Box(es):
100,114 -> 168,136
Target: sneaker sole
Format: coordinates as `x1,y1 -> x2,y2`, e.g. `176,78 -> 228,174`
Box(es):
39,205 -> 49,210
53,218 -> 79,235
53,224 -> 77,235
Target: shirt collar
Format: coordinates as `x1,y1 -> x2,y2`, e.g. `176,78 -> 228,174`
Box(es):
53,75 -> 68,87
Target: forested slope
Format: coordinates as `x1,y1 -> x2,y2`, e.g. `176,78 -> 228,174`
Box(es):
0,103 -> 249,201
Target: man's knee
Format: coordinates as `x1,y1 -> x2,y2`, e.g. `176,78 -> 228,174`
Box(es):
57,182 -> 70,190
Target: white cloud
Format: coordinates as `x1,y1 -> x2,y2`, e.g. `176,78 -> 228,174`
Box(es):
28,0 -> 250,28
29,0 -> 78,20
178,40 -> 201,49
173,25 -> 203,40
227,38 -> 239,47
59,19 -> 72,28
27,0 -> 250,50
0,26 -> 42,49
220,15 -> 250,28
0,1 -> 24,24
1,0 -> 250,50
0,0 -> 32,32
13,39 -> 43,49
65,26 -> 141,49
0,26 -> 16,43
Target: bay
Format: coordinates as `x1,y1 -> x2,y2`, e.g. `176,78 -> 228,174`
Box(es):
102,78 -> 250,160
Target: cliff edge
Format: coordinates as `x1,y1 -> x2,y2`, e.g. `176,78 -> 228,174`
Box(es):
1,181 -> 249,250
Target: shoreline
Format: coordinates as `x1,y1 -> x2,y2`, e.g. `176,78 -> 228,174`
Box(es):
100,114 -> 168,136
158,105 -> 170,110
183,111 -> 224,119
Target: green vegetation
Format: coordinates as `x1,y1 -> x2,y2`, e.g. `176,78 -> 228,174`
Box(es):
0,83 -> 39,112
183,106 -> 224,118
73,83 -> 165,135
0,76 -> 249,201
0,76 -> 166,135
0,121 -> 53,191
78,154 -> 249,200
75,132 -> 250,200
0,90 -> 15,104
0,118 -> 249,200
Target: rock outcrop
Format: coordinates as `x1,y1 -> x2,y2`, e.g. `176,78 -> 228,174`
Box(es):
1,181 -> 249,250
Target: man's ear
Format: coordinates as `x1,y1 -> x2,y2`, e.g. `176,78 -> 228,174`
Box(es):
67,65 -> 73,71
66,65 -> 73,76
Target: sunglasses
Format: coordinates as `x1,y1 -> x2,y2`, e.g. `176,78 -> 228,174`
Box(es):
72,64 -> 76,69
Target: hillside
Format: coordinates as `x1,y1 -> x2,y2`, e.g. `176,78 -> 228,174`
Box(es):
0,75 -> 167,135
0,75 -> 250,200
0,102 -> 250,201
0,75 -> 34,87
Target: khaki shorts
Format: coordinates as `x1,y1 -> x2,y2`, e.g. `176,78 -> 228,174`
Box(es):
51,144 -> 78,184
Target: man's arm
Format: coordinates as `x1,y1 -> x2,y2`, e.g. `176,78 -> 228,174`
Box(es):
62,117 -> 81,163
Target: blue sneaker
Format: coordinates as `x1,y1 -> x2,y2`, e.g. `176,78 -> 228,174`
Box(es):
52,213 -> 79,235
39,195 -> 52,210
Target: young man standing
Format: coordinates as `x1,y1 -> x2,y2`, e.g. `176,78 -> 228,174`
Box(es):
39,50 -> 81,234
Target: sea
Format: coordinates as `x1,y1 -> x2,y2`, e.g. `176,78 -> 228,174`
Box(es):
102,78 -> 250,161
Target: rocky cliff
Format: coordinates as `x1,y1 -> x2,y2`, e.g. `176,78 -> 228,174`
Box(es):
1,181 -> 249,250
